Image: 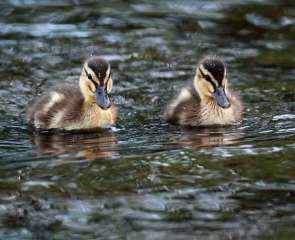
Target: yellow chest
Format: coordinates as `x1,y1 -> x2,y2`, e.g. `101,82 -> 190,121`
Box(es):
59,104 -> 116,131
84,105 -> 115,127
199,102 -> 236,126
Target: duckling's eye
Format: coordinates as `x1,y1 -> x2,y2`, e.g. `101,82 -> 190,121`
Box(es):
204,75 -> 211,82
88,74 -> 93,80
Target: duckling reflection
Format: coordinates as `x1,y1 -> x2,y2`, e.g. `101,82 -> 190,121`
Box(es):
29,130 -> 117,160
172,127 -> 243,150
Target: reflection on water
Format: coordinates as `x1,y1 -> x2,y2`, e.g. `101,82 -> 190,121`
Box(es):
0,0 -> 295,239
29,130 -> 118,160
175,127 -> 243,149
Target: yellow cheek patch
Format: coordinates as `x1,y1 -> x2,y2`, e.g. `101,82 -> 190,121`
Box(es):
88,80 -> 96,94
198,80 -> 212,97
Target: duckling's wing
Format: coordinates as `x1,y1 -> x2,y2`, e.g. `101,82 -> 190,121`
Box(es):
47,84 -> 85,125
26,92 -> 54,128
26,84 -> 84,129
165,82 -> 202,126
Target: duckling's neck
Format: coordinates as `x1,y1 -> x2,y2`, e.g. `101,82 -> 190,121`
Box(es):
83,96 -> 96,104
202,97 -> 220,109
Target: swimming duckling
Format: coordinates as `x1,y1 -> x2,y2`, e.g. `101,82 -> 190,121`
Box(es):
27,57 -> 117,131
165,57 -> 242,126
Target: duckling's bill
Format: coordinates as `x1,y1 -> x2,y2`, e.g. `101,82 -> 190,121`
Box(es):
213,86 -> 231,109
96,85 -> 111,110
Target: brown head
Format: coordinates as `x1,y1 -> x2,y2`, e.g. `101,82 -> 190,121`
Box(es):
194,57 -> 231,109
79,57 -> 113,110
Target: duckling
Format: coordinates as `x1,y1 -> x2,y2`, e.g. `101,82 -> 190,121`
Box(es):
27,57 -> 117,131
165,56 -> 242,127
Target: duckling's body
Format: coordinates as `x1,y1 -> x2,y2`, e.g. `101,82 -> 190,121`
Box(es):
165,57 -> 242,127
27,57 -> 117,131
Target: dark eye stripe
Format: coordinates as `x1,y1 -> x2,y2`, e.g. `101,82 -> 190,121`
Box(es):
199,68 -> 216,90
108,69 -> 111,80
84,68 -> 98,87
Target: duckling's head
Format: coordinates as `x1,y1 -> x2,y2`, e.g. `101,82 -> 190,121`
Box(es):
194,57 -> 231,109
79,57 -> 113,110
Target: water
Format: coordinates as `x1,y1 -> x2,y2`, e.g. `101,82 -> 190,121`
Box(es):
0,0 -> 294,239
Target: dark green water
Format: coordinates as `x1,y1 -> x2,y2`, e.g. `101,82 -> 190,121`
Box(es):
0,0 -> 294,239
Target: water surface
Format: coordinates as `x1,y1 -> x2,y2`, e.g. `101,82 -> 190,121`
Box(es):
0,0 -> 295,239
